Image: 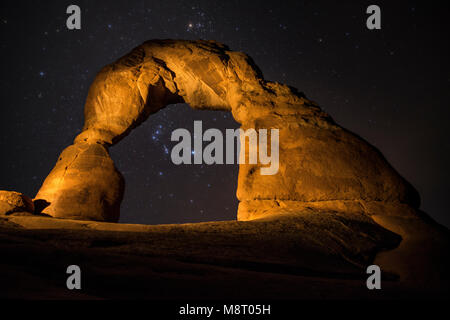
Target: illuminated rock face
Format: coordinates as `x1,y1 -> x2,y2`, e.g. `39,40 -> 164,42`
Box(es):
35,143 -> 124,221
0,190 -> 34,216
35,39 -> 419,221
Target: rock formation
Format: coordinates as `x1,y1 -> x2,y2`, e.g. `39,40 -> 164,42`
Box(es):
2,39 -> 449,297
0,191 -> 34,216
34,143 -> 124,221
34,39 -> 419,222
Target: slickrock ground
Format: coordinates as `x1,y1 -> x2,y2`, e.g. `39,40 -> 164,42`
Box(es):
1,209 -> 448,299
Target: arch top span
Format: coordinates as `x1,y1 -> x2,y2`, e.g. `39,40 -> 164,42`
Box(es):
74,39 -> 327,146
35,39 -> 420,222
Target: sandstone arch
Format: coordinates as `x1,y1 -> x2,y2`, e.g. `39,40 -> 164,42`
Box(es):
35,39 -> 420,222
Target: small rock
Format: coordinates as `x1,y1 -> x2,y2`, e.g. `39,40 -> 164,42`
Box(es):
0,190 -> 34,215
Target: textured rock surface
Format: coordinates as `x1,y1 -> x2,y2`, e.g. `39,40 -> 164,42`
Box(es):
35,39 -> 419,221
0,190 -> 34,216
237,119 -> 419,208
1,213 -> 448,299
35,143 -> 124,222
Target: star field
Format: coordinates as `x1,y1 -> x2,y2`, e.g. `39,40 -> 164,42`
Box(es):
0,0 -> 449,226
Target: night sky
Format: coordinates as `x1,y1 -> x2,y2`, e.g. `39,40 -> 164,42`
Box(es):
1,1 -> 449,227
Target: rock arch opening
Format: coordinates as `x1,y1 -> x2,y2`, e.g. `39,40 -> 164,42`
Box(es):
110,103 -> 240,224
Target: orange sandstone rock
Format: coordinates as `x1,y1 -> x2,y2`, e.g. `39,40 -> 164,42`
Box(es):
0,190 -> 34,215
35,143 -> 124,222
35,39 -> 419,221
